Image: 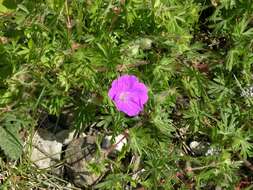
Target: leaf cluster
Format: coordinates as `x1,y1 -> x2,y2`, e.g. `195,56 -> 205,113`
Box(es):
1,0 -> 253,189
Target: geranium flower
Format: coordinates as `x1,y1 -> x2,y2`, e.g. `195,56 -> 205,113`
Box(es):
108,75 -> 148,117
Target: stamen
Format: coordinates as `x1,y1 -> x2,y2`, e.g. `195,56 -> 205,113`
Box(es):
119,92 -> 129,102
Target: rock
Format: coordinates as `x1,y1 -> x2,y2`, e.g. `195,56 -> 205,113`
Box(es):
189,141 -> 220,156
205,146 -> 220,156
55,129 -> 76,145
189,141 -> 209,156
189,141 -> 200,149
65,136 -> 107,188
241,85 -> 253,97
31,129 -> 63,172
103,134 -> 128,152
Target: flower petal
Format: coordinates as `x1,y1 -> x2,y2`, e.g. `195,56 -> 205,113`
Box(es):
111,75 -> 138,92
132,82 -> 148,105
108,86 -> 118,100
115,94 -> 143,116
108,74 -> 148,117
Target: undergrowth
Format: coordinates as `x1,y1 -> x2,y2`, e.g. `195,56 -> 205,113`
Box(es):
1,0 -> 253,189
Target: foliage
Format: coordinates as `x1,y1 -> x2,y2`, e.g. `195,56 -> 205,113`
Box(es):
1,0 -> 253,189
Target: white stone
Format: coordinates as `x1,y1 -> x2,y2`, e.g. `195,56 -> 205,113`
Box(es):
31,129 -> 63,169
55,130 -> 76,145
189,141 -> 200,149
106,134 -> 127,151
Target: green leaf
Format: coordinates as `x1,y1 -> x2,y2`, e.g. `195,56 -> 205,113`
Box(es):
0,51 -> 13,80
0,115 -> 23,160
226,49 -> 240,71
0,0 -> 18,13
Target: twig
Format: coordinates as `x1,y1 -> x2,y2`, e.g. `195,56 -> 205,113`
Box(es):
236,153 -> 253,172
65,0 -> 72,41
0,102 -> 17,117
96,60 -> 150,72
174,127 -> 195,156
241,158 -> 253,172
0,12 -> 15,17
185,162 -> 216,172
104,129 -> 129,157
116,60 -> 149,71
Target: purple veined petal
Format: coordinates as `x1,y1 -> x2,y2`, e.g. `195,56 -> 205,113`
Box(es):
114,96 -> 143,116
128,94 -> 144,110
108,74 -> 148,117
131,91 -> 148,106
110,75 -> 139,92
112,91 -> 129,103
108,86 -> 118,100
108,75 -> 139,100
131,82 -> 148,105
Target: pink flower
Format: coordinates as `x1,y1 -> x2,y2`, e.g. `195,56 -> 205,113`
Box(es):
108,75 -> 148,117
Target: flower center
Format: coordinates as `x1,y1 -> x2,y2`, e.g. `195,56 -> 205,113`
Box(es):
119,92 -> 129,102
